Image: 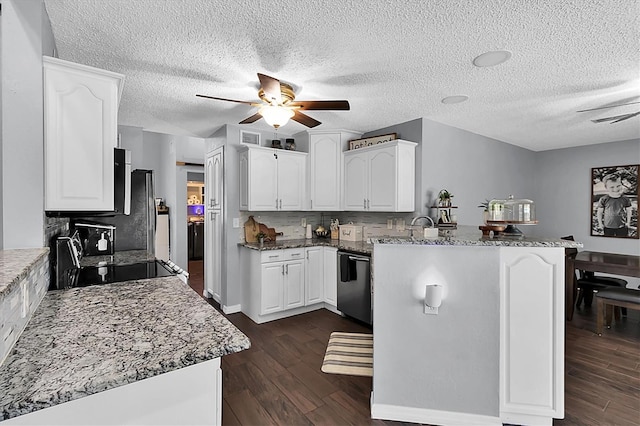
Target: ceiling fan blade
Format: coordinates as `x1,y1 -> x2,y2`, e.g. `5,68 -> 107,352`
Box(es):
257,73 -> 282,104
196,94 -> 255,105
291,110 -> 321,128
577,101 -> 640,113
611,111 -> 640,123
591,112 -> 639,123
239,113 -> 263,124
289,100 -> 350,110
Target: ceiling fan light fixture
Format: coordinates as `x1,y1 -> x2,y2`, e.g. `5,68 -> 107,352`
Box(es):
441,95 -> 469,104
473,50 -> 512,67
259,105 -> 294,129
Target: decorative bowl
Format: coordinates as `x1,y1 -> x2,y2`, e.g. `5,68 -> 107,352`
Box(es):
315,229 -> 330,238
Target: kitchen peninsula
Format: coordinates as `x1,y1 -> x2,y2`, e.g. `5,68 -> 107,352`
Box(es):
0,252 -> 250,425
370,230 -> 580,426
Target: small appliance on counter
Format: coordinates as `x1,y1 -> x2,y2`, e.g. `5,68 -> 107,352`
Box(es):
339,224 -> 364,242
486,195 -> 538,237
74,222 -> 116,256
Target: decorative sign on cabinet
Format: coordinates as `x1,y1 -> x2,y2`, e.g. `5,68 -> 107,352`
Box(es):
43,56 -> 124,211
343,139 -> 417,212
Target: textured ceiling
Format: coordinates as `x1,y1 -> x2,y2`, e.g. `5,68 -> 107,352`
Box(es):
44,0 -> 640,151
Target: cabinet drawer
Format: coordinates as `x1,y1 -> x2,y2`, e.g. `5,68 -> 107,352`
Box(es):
283,248 -> 305,261
261,250 -> 284,263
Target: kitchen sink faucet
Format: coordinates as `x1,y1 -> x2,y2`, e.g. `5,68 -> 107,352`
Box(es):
409,216 -> 435,237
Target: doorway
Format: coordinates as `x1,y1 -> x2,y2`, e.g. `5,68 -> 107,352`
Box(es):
187,172 -> 205,295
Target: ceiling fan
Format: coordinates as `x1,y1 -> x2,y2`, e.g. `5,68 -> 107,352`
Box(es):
196,73 -> 350,129
577,101 -> 640,124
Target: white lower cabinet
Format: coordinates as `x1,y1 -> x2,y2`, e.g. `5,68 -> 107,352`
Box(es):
242,246 -> 340,324
305,247 -> 324,305
323,247 -> 338,306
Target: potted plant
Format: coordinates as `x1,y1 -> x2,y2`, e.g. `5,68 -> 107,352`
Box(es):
255,232 -> 268,246
438,189 -> 453,207
478,199 -> 491,224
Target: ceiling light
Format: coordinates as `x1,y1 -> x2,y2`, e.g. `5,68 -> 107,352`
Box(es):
473,50 -> 512,67
259,106 -> 295,129
441,95 -> 469,104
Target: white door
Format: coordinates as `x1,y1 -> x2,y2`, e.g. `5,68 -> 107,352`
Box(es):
309,133 -> 341,210
261,263 -> 285,314
305,247 -> 324,305
204,147 -> 223,302
248,149 -> 278,210
343,152 -> 368,211
284,260 -> 305,309
323,247 -> 338,306
277,151 -> 305,210
368,146 -> 396,211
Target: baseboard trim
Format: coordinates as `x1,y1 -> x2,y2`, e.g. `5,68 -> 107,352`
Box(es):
222,304 -> 241,314
371,400 -> 501,426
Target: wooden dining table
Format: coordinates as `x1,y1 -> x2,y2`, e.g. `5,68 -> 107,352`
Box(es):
566,251 -> 640,320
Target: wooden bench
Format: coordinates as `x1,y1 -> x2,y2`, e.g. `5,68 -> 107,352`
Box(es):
595,287 -> 640,335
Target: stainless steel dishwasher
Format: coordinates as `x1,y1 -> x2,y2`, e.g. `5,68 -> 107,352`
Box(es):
337,251 -> 372,325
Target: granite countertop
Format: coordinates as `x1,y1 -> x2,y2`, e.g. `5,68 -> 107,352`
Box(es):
240,238 -> 373,255
0,276 -> 250,420
0,248 -> 49,300
79,249 -> 155,267
371,226 -> 583,248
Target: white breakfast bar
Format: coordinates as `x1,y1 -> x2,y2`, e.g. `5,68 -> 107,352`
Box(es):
370,231 -> 580,426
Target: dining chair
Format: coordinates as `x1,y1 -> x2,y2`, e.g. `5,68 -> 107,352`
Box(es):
561,236 -> 628,311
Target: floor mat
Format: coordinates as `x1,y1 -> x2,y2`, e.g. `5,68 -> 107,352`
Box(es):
321,332 -> 373,377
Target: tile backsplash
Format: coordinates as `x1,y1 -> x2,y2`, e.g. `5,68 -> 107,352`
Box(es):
238,211 -> 420,242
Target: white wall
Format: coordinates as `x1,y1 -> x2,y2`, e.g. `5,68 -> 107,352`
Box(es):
1,0 -> 55,249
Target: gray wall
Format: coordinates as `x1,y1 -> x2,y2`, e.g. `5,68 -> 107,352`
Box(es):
1,0 -> 55,249
534,138 -> 640,287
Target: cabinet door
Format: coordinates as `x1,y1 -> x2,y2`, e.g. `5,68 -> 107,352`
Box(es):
343,153 -> 368,211
309,133 -> 341,210
284,260 -> 305,310
305,248 -> 324,305
261,263 -> 284,314
248,149 -> 278,210
205,148 -> 223,302
44,58 -> 122,211
323,247 -> 338,306
368,146 -> 396,211
277,151 -> 305,210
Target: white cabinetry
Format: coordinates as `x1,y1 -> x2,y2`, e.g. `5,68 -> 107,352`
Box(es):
241,245 -> 340,323
323,247 -> 338,306
499,247 -> 564,424
343,140 -> 416,212
43,56 -> 124,211
204,148 -> 223,303
239,146 -> 306,211
306,130 -> 361,211
305,247 -> 324,305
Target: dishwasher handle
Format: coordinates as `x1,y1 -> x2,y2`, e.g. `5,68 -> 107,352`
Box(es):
348,255 -> 370,262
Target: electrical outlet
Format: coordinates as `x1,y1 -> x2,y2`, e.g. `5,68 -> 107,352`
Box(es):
397,219 -> 405,231
424,305 -> 439,315
232,218 -> 240,228
301,218 -> 307,227
387,219 -> 393,230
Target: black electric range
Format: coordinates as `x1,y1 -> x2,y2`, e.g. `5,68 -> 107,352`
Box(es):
55,260 -> 176,290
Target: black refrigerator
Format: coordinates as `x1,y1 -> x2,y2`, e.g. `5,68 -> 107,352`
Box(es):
188,221 -> 204,260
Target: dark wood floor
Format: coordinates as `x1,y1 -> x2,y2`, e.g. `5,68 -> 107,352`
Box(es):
187,263 -> 639,425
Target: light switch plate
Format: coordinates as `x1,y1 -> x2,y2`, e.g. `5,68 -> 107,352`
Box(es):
387,219 -> 393,230
397,219 -> 405,231
301,218 -> 307,227
232,218 -> 240,228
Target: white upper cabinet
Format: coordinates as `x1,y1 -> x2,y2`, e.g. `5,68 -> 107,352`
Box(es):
43,56 -> 124,211
306,130 -> 361,211
343,140 -> 417,212
239,146 -> 306,211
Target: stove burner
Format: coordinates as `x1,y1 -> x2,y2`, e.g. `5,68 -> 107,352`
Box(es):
55,260 -> 176,290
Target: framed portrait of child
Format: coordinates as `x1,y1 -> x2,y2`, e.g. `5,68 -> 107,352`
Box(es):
590,164 -> 639,239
